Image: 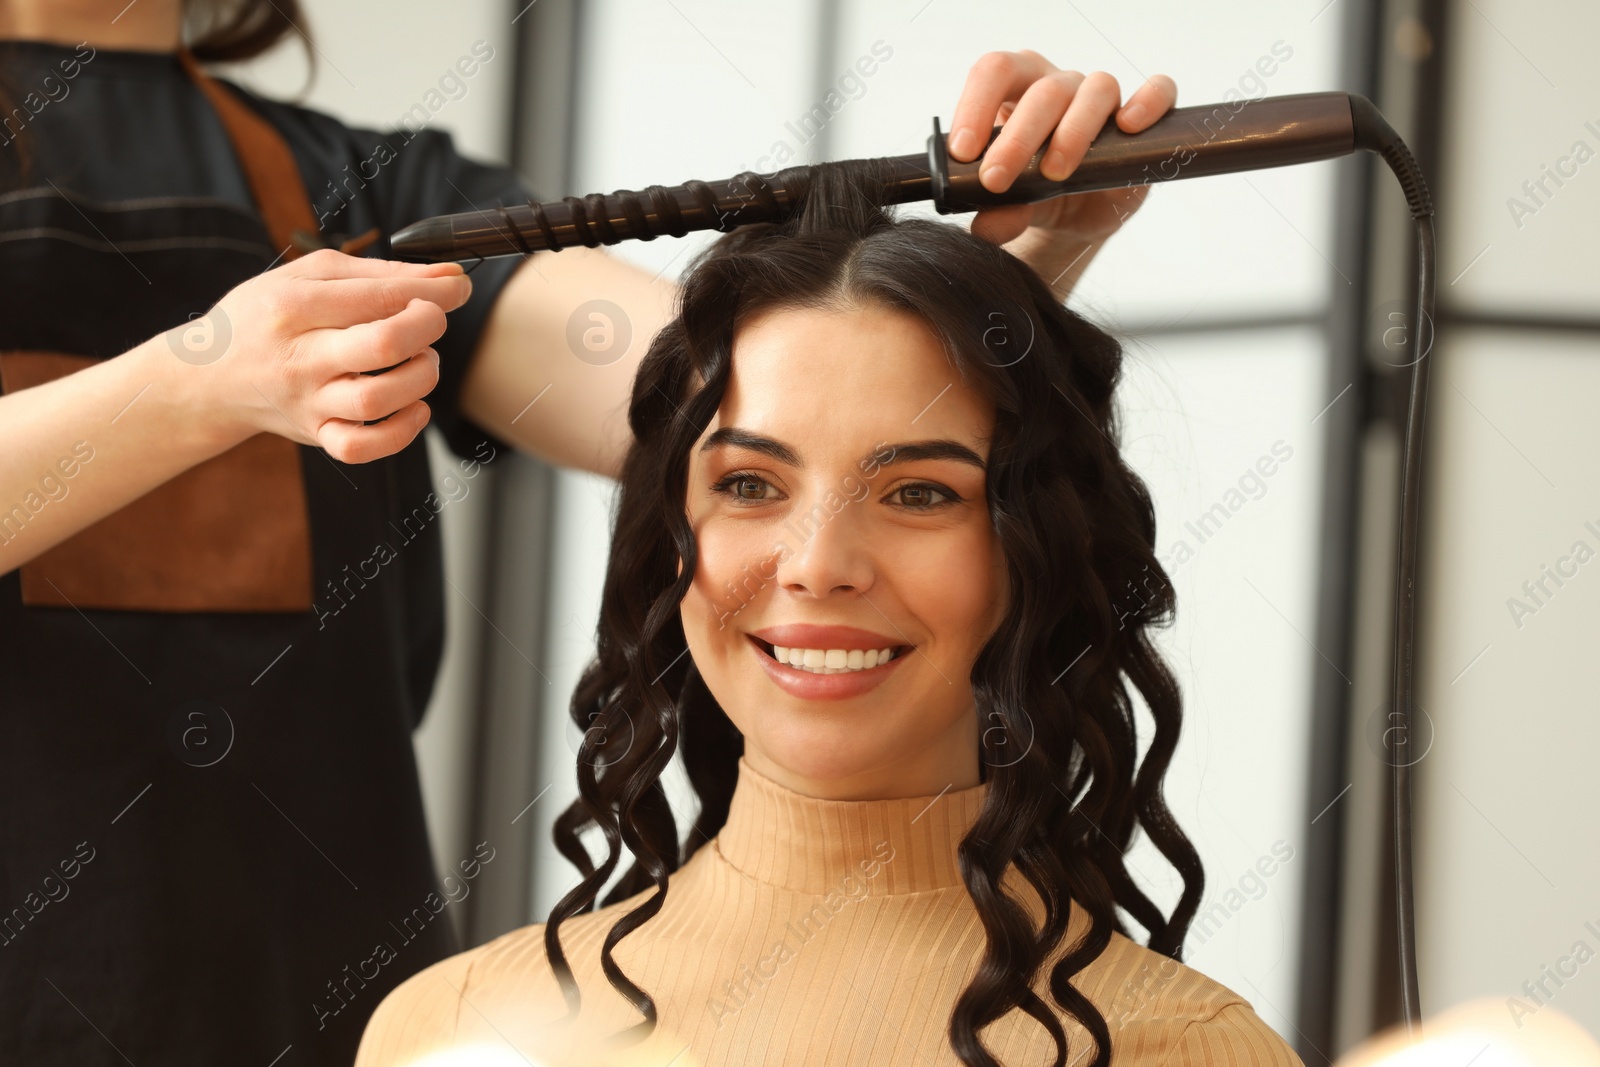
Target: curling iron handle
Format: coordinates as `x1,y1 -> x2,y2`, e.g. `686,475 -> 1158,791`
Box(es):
929,90 -> 1358,213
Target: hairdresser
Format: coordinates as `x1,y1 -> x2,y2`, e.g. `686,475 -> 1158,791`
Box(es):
0,1 -> 1176,1064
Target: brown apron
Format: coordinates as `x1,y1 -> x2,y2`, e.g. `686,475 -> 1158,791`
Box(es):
0,47 -> 379,613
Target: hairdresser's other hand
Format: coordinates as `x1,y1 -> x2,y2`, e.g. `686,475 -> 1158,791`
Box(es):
167,248 -> 471,463
948,51 -> 1177,299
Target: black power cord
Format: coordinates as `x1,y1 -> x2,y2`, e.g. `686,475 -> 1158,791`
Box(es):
1350,94 -> 1435,1035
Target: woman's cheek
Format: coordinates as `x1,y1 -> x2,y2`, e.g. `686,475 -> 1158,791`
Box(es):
691,520 -> 780,629
902,525 -> 1004,647
680,540 -> 733,681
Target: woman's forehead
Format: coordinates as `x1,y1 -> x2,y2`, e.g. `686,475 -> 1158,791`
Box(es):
697,304 -> 993,460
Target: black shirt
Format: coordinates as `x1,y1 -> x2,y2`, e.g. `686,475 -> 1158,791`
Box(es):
0,38 -> 530,1066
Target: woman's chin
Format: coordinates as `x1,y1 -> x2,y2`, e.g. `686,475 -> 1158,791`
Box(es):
696,632 -> 977,791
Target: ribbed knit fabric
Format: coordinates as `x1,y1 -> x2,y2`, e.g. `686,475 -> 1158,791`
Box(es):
356,756 -> 1305,1066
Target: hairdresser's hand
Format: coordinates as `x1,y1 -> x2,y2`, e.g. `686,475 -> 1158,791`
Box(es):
949,51 -> 1177,299
165,248 -> 471,463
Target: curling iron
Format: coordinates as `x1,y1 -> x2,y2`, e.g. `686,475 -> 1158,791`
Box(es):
392,91 -> 1435,1036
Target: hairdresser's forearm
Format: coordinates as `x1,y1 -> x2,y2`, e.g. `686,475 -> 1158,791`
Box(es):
0,338 -> 244,574
460,248 -> 677,478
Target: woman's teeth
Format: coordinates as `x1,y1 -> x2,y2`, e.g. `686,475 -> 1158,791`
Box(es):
771,645 -> 899,674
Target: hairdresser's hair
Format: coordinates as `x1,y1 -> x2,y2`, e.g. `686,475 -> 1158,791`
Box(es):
545,159 -> 1204,1067
183,0 -> 308,63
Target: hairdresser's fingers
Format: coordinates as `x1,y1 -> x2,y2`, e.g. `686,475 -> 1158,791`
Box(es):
1115,74 -> 1179,133
981,69 -> 1094,189
305,297 -> 452,376
1031,71 -> 1124,184
1000,71 -> 1122,188
283,246 -> 469,282
947,49 -> 1058,161
316,400 -> 431,466
292,273 -> 473,331
312,347 -> 441,427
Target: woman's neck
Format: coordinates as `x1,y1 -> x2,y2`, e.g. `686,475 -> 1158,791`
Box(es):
741,708 -> 984,802
0,0 -> 183,52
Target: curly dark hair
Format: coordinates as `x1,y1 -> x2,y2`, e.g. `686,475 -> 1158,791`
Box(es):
544,158 -> 1205,1067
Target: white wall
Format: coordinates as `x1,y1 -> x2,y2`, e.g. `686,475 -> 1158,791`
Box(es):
1413,0 -> 1600,1032
1416,333 -> 1600,1031
1116,328 -> 1325,1033
215,1 -> 513,162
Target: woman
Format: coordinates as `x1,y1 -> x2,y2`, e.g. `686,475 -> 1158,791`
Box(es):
355,160 -> 1304,1067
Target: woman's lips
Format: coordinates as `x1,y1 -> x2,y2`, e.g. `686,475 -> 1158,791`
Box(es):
749,623 -> 904,650
747,634 -> 909,700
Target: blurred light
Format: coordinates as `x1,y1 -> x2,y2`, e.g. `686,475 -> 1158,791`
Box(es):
390,1025 -> 704,1067
1334,997 -> 1600,1067
402,1047 -> 551,1067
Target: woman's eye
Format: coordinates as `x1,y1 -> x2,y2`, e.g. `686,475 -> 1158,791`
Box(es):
890,483 -> 957,509
713,473 -> 776,503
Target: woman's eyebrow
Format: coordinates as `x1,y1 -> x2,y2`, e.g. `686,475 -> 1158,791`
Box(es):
874,440 -> 987,471
699,427 -> 801,466
701,428 -> 987,472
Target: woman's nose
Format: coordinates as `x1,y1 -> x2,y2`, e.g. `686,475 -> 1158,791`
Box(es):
775,489 -> 877,597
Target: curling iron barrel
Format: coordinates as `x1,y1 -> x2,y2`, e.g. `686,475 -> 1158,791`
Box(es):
389,91 -> 1365,262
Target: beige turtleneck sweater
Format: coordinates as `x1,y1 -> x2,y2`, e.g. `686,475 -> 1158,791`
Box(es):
356,757 -> 1304,1066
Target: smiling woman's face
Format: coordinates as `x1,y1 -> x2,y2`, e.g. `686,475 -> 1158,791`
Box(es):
679,301 -> 1008,801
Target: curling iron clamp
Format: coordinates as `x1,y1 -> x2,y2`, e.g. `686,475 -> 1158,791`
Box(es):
392,91 -> 1436,1036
